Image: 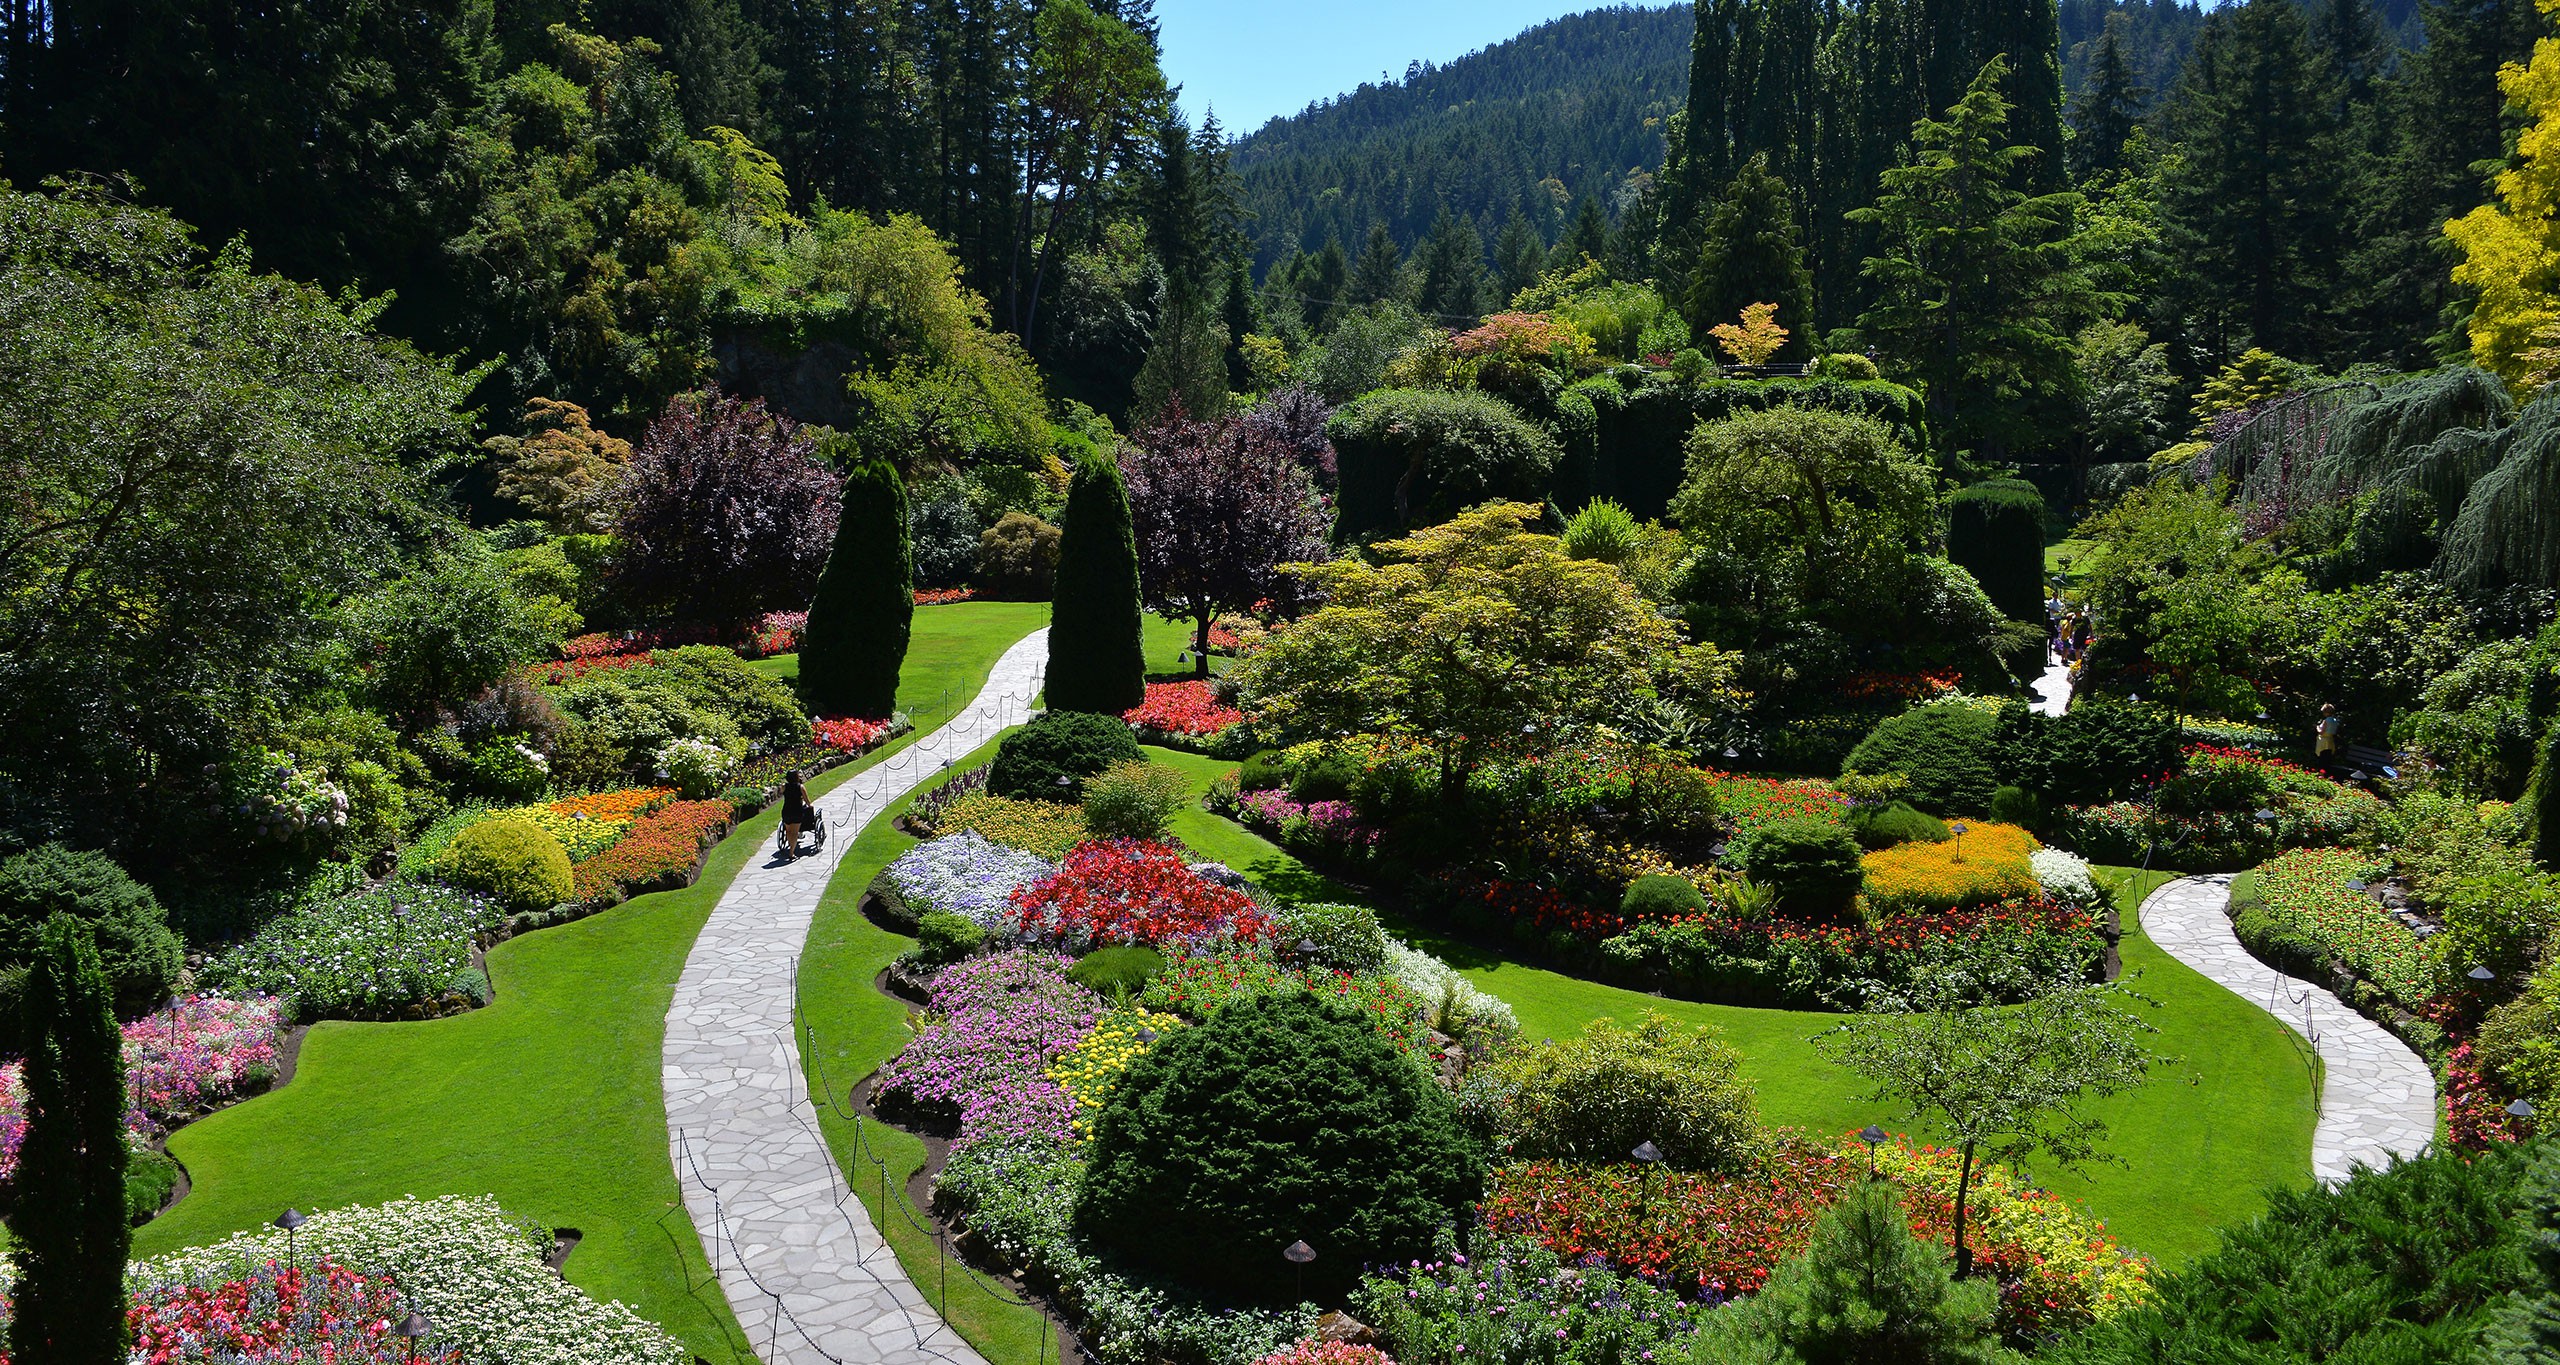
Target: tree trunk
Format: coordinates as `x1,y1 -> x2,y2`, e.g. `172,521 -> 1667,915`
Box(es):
1194,612 -> 1213,679
1953,1138 -> 1977,1280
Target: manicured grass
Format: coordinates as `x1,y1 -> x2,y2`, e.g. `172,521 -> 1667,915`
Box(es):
1145,610 -> 1232,678
143,602 -> 1050,1362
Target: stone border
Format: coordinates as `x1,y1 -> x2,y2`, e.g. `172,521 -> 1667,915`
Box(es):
2136,872 -> 2437,1184
663,630 -> 1047,1365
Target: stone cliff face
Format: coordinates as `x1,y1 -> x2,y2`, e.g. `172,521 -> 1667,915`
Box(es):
715,332 -> 860,431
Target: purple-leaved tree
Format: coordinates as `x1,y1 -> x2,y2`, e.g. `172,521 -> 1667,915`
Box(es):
1122,401 -> 1333,678
609,388 -> 841,632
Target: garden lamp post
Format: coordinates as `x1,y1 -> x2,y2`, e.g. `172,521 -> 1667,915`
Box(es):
2254,809 -> 2276,824
1858,1125 -> 1887,1179
397,1312 -> 431,1363
2511,1098 -> 2537,1122
1284,1239 -> 1315,1303
274,1207 -> 306,1277
1631,1140 -> 1663,1219
2472,965 -> 2498,984
1296,938 -> 1321,964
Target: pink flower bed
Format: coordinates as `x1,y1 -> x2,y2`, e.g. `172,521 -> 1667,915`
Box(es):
0,994 -> 285,1183
1123,681 -> 1242,739
813,716 -> 895,751
875,952 -> 1100,1156
1233,790 -> 1382,852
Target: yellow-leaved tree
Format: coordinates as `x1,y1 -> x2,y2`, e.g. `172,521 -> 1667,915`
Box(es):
1708,302 -> 1790,367
2447,0 -> 2560,389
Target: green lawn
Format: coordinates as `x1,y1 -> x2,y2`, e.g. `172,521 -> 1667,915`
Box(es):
142,602 -> 1052,1363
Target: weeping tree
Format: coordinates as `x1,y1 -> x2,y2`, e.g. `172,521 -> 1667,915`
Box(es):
8,916 -> 130,1362
2443,389 -> 2560,590
799,452 -> 913,719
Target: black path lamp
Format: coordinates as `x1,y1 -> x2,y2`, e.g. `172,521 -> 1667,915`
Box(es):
1283,1239 -> 1316,1302
1295,938 -> 1321,965
1858,1125 -> 1888,1179
1631,1140 -> 1664,1220
2471,965 -> 2498,984
396,1312 -> 431,1363
274,1207 -> 307,1277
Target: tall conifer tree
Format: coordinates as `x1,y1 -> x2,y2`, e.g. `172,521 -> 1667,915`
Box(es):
1348,222 -> 1408,306
799,452 -> 913,719
1046,453 -> 1147,713
2069,21 -> 2147,176
1687,155 -> 1817,361
8,916 -> 129,1363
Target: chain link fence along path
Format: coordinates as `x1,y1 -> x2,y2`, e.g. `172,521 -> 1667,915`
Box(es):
2137,873 -> 2437,1184
665,630 -> 1049,1365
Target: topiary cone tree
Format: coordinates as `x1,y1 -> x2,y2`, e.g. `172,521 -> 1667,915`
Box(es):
1945,478 -> 2047,624
2531,717 -> 2560,873
1046,452 -> 1147,714
800,452 -> 913,719
8,915 -> 131,1363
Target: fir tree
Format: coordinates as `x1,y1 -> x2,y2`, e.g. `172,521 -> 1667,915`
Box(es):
798,451 -> 913,720
1132,294 -> 1230,423
1348,222 -> 1409,307
2069,20 -> 2147,177
1045,452 -> 1147,713
1686,154 -> 1817,363
1744,1180 -> 2006,1362
1855,57 -> 2106,460
8,916 -> 129,1363
1494,207 -> 1548,306
1220,259 -> 1262,391
1413,210 -> 1490,323
1550,195 -> 1611,273
1302,234 -> 1352,331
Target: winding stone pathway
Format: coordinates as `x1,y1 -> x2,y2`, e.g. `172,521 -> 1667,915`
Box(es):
2138,873 -> 2437,1184
664,630 -> 1048,1365
2031,649 -> 2073,717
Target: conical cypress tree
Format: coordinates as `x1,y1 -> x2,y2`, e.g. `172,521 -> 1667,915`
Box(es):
2530,717 -> 2560,872
1945,478 -> 2048,622
9,915 -> 130,1363
800,454 -> 914,719
1046,453 -> 1147,714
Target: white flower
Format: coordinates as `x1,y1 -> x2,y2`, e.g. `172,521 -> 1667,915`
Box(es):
2031,847 -> 2102,909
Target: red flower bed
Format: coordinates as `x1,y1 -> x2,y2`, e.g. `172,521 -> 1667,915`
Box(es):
572,799 -> 732,904
1485,1145 -> 1858,1296
1443,875 -> 1632,939
535,648 -> 658,685
1123,681 -> 1242,738
916,587 -> 977,605
813,716 -> 894,751
2445,1040 -> 2534,1148
755,610 -> 807,656
0,1259 -> 471,1364
1011,839 -> 1274,951
1835,669 -> 1962,702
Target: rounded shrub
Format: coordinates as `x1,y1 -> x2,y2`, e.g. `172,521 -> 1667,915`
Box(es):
436,816 -> 573,914
1482,1011 -> 1763,1172
1740,816 -> 1866,920
2476,962 -> 2560,1114
1274,902 -> 1389,974
976,512 -> 1061,600
1842,700 -> 2004,815
1075,990 -> 1485,1303
1069,945 -> 1169,997
914,911 -> 989,967
1237,749 -> 1290,792
1846,801 -> 1951,850
1080,760 -> 1192,840
1944,478 -> 2046,623
1621,873 -> 1708,919
0,843 -> 182,1023
1289,753 -> 1361,803
989,710 -> 1143,800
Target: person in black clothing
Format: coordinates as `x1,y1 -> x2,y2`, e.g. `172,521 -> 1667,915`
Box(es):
781,771 -> 813,858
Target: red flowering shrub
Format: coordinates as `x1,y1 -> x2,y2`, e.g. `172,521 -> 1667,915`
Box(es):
2445,1040 -> 2534,1148
1123,681 -> 1243,739
754,610 -> 806,656
571,799 -> 732,904
915,587 -> 977,606
1485,1144 -> 1857,1297
1011,839 -> 1274,952
813,716 -> 893,751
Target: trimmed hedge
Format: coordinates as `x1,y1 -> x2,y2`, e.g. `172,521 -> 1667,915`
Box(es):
1945,478 -> 2046,624
1843,700 -> 2004,815
799,451 -> 912,718
988,710 -> 1143,800
1993,699 -> 2182,807
1045,454 -> 1146,714
1328,388 -> 1561,538
1622,873 -> 1709,919
1741,816 -> 1865,920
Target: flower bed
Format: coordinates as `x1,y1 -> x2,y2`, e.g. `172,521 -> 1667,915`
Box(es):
1138,953 -> 1431,1055
916,587 -> 977,605
0,994 -> 287,1184
570,799 -> 732,906
755,609 -> 807,655
1230,790 -> 1382,856
2235,847 -> 2426,1007
202,883 -> 499,1022
1354,1241 -> 1714,1365
876,951 -> 1099,1156
1861,821 -> 2041,914
1124,681 -> 1244,743
814,715 -> 897,751
1872,1135 -> 2153,1337
1598,896 -> 2106,1010
925,792 -> 1088,858
881,833 -> 1057,930
1010,839 -> 1275,953
113,1259 -> 467,1364
1707,770 -> 1851,845
1046,1006 -> 1185,1141
132,1195 -> 688,1365
474,788 -> 672,861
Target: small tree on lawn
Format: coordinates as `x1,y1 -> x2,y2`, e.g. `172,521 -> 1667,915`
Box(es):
1815,972 -> 2154,1279
1123,402 -> 1332,678
800,450 -> 913,718
610,388 -> 841,634
1046,451 -> 1148,713
9,915 -> 130,1362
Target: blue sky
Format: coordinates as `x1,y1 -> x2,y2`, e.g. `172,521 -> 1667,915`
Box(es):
1155,1 -> 1680,135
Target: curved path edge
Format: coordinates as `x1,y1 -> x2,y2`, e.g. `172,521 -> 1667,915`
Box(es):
2137,873 -> 2437,1184
664,630 -> 1049,1365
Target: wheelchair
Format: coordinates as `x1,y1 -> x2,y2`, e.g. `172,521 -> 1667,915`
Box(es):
776,810 -> 829,858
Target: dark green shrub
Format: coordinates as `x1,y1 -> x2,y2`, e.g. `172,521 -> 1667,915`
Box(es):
989,710 -> 1143,800
1328,388 -> 1562,538
1480,1011 -> 1763,1172
1290,753 -> 1361,803
1987,785 -> 2049,832
1846,801 -> 1950,850
798,451 -> 912,719
436,817 -> 573,913
914,911 -> 987,967
1842,701 -> 2004,815
1070,945 -> 1169,997
1722,1179 -> 2003,1363
976,511 -> 1060,599
1080,760 -> 1191,839
2533,718 -> 2560,872
1237,749 -> 1290,792
464,737 -> 550,803
1740,816 -> 1865,920
1621,873 -> 1708,919
0,845 -> 181,1023
1993,699 -> 2182,807
2229,891 -> 2329,983
1076,991 -> 1485,1303
654,646 -> 811,753
1045,454 -> 1146,714
1274,902 -> 1389,974
124,1147 -> 179,1224
1945,478 -> 2046,624
10,915 -> 129,1350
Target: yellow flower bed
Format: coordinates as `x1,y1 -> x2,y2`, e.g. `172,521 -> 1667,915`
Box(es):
1861,821 -> 2040,914
1047,1008 -> 1185,1142
1868,1136 -> 2153,1326
935,793 -> 1087,859
477,793 -> 654,862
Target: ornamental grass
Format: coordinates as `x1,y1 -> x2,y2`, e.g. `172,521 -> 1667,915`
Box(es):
1861,821 -> 2042,915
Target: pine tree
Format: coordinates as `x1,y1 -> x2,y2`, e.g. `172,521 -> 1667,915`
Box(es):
8,916 -> 130,1363
1854,56 -> 2106,461
1494,207 -> 1548,306
1132,293 -> 1230,423
1746,1180 -> 2005,1363
1348,222 -> 1409,306
1045,452 -> 1147,713
1302,234 -> 1352,331
798,451 -> 913,720
1413,210 -> 1489,323
1220,259 -> 1262,390
1550,195 -> 1611,273
2480,1141 -> 2560,1361
1687,154 -> 1817,363
2069,20 -> 2147,176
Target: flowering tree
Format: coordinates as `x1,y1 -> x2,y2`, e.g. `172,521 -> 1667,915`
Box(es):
608,389 -> 840,631
1122,403 -> 1332,677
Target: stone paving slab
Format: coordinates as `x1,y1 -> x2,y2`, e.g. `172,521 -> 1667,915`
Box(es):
665,630 -> 1049,1365
2138,873 -> 2438,1183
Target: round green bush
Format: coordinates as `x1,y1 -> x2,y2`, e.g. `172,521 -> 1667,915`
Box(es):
1080,760 -> 1191,840
989,709 -> 1143,800
1482,1010 -> 1764,1172
0,843 -> 182,1024
1076,991 -> 1485,1303
1621,873 -> 1708,919
436,816 -> 573,914
1846,801 -> 1951,850
1842,700 -> 2004,815
1274,902 -> 1389,974
1237,749 -> 1290,792
126,1146 -> 181,1223
913,911 -> 989,967
1069,945 -> 1169,997
1740,816 -> 1866,920
1289,752 -> 1361,803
